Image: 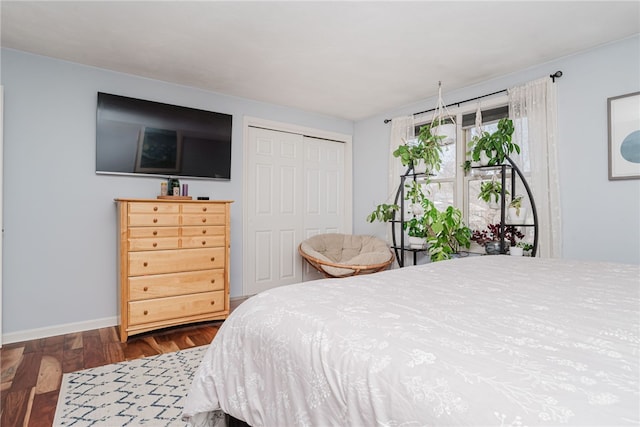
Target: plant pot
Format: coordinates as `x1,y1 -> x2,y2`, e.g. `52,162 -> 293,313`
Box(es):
509,246 -> 523,256
408,236 -> 427,249
409,203 -> 424,217
412,160 -> 427,174
508,207 -> 527,224
485,240 -> 502,255
432,123 -> 456,146
479,151 -> 492,166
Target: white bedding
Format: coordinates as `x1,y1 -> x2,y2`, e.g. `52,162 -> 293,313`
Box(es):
183,256 -> 640,426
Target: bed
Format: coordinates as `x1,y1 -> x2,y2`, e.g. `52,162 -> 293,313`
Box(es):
182,256 -> 640,426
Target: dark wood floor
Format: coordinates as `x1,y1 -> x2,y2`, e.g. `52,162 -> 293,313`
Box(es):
0,320 -> 223,427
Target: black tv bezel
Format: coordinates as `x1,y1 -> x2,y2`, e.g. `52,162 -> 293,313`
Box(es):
95,92 -> 233,181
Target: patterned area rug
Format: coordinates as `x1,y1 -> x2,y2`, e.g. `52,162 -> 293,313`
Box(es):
54,346 -> 211,426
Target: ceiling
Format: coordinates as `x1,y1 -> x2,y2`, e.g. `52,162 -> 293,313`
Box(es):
1,1 -> 639,121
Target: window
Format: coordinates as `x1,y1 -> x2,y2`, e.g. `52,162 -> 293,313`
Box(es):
413,99 -> 533,250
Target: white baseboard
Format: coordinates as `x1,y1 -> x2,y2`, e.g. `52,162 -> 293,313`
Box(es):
1,296 -> 251,345
2,316 -> 118,345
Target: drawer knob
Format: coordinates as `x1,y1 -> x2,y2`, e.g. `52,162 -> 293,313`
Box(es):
210,301 -> 215,305
153,242 -> 157,247
203,207 -> 207,212
143,310 -> 148,315
202,230 -> 207,234
202,241 -> 206,246
202,218 -> 207,223
153,231 -> 158,236
211,279 -> 215,284
211,257 -> 215,262
153,207 -> 158,211
143,262 -> 148,267
143,286 -> 148,291
153,218 -> 158,223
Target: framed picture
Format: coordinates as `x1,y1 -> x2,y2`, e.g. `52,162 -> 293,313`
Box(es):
135,127 -> 182,174
608,91 -> 640,180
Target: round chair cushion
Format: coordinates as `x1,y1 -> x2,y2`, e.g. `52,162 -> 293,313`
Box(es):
300,233 -> 392,277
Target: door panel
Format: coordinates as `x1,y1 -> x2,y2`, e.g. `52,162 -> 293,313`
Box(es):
246,127 -> 304,295
245,127 -> 347,293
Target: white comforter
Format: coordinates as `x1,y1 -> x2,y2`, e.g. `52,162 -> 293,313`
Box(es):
183,256 -> 640,426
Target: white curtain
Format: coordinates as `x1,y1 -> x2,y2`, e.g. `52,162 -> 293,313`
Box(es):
508,78 -> 562,258
385,116 -> 414,245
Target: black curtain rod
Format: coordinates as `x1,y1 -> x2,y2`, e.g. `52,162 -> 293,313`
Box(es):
383,70 -> 563,124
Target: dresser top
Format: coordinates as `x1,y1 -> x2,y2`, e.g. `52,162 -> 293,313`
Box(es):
115,198 -> 233,203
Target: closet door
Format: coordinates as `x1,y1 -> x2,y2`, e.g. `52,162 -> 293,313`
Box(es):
245,127 -> 347,295
246,127 -> 305,295
301,136 -> 345,281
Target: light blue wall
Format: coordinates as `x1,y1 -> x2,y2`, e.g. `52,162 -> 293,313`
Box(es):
2,35 -> 639,338
354,35 -> 640,265
0,48 -> 353,336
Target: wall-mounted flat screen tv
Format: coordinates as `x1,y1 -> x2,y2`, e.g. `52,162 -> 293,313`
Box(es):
96,92 -> 232,180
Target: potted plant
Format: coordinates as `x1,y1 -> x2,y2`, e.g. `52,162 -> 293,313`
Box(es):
393,123 -> 443,174
470,118 -> 520,166
404,216 -> 428,249
478,180 -> 509,209
471,223 -> 524,255
516,241 -> 533,256
421,201 -> 471,262
366,203 -> 399,223
507,194 -> 527,224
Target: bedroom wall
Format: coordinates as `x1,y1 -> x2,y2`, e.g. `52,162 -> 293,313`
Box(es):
353,35 -> 640,265
0,48 -> 353,341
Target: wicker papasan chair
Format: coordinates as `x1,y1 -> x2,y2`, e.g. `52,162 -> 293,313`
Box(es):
298,233 -> 394,278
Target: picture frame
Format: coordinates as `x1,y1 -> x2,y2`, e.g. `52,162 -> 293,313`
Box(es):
134,127 -> 182,174
608,91 -> 640,180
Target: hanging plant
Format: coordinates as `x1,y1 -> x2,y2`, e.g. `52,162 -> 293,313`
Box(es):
478,180 -> 509,205
470,118 -> 519,166
393,122 -> 443,174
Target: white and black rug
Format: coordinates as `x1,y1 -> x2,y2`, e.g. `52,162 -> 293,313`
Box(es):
54,346 -> 210,426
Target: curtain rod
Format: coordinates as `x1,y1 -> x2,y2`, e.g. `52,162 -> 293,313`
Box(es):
383,70 -> 563,124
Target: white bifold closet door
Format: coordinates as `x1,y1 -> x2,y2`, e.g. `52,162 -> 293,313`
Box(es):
245,126 -> 346,296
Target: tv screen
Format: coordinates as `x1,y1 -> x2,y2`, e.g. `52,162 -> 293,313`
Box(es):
96,92 -> 232,180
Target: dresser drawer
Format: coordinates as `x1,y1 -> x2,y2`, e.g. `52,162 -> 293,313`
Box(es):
181,225 -> 225,237
128,247 -> 225,276
128,202 -> 180,214
182,213 -> 226,226
129,227 -> 180,238
182,203 -> 226,214
128,237 -> 179,251
128,290 -> 225,325
181,235 -> 225,249
129,269 -> 225,300
129,213 -> 180,227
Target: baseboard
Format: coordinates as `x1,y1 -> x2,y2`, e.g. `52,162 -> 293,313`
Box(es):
2,296 -> 252,345
2,316 -> 119,345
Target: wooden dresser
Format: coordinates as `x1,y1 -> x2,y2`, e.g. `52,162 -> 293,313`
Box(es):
116,198 -> 232,342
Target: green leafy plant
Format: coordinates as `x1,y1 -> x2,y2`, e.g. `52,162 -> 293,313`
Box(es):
470,118 -> 520,166
516,241 -> 533,252
509,194 -> 524,216
366,203 -> 399,223
423,203 -> 472,262
478,181 -> 509,204
393,123 -> 443,173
